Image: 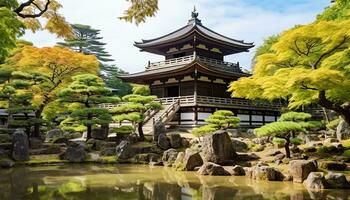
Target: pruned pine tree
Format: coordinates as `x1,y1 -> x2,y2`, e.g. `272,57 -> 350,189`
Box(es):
192,110 -> 240,138
0,69 -> 37,136
58,74 -> 120,140
111,85 -> 162,141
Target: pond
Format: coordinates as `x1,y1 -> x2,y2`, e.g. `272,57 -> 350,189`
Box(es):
0,164 -> 349,200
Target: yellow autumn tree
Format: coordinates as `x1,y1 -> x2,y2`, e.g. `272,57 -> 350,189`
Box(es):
229,19 -> 350,124
4,44 -> 99,136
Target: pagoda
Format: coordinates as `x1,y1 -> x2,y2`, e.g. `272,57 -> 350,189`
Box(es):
119,8 -> 281,131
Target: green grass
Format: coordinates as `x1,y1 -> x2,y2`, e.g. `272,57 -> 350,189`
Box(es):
26,155 -> 67,165
97,156 -> 117,164
341,139 -> 350,149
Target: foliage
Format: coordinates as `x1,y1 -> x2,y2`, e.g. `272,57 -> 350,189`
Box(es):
317,145 -> 342,155
119,0 -> 158,25
192,124 -> 217,138
0,6 -> 25,63
248,143 -> 264,152
100,64 -> 132,97
132,84 -> 150,96
57,24 -> 113,63
327,117 -> 341,130
279,112 -> 311,122
255,122 -> 305,138
317,0 -> 350,21
343,149 -> 350,158
252,35 -> 279,65
110,85 -> 161,140
112,125 -> 134,136
58,74 -> 119,139
272,137 -> 285,145
290,137 -> 303,145
299,121 -> 325,130
229,19 -> 350,124
205,110 -> 240,130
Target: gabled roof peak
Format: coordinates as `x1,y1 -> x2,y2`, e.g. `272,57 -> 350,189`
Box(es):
188,6 -> 202,26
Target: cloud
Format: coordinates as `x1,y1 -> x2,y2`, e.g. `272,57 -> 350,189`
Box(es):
22,0 -> 330,73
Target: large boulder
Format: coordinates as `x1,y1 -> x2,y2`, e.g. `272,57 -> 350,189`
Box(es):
303,172 -> 329,191
231,138 -> 248,152
182,148 -> 203,171
325,172 -> 350,189
202,130 -> 236,165
157,134 -> 170,150
198,162 -> 230,176
46,129 -> 63,141
162,149 -> 179,167
289,160 -> 318,183
61,144 -> 87,163
168,133 -> 182,148
231,165 -> 245,176
319,161 -> 347,171
116,140 -> 135,160
11,129 -> 29,161
91,127 -> 108,140
250,166 -> 284,181
336,119 -> 350,140
153,121 -> 166,142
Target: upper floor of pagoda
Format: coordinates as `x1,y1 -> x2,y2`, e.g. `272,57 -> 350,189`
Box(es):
134,8 -> 254,61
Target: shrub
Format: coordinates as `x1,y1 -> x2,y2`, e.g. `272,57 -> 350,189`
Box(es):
317,146 -> 343,154
290,137 -> 303,145
343,149 -> 350,158
248,143 -> 264,152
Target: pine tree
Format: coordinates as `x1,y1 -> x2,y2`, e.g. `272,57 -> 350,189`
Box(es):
57,24 -> 114,63
58,74 -> 120,140
110,85 -> 162,140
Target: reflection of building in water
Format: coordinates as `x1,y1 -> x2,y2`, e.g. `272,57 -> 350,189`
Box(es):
119,8 -> 282,131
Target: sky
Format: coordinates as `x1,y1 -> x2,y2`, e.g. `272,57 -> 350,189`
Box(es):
22,0 -> 331,73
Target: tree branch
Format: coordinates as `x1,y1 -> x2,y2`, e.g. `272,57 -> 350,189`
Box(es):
14,0 -> 51,18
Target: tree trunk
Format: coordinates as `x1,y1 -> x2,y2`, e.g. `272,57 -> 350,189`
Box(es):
138,122 -> 145,141
284,137 -> 291,158
318,91 -> 350,124
86,125 -> 92,140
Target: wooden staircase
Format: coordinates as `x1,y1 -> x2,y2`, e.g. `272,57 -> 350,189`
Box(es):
142,100 -> 181,135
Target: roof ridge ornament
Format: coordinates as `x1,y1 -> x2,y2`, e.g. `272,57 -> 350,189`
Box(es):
188,6 -> 202,26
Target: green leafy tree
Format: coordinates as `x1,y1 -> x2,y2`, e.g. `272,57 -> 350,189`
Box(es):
111,85 -> 161,140
100,64 -> 132,97
192,110 -> 240,138
229,19 -> 350,125
317,0 -> 350,21
58,74 -> 120,140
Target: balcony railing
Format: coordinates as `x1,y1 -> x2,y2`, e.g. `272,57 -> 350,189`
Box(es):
146,55 -> 242,72
157,95 -> 283,110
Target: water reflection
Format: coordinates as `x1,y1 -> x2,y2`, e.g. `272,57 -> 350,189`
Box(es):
0,165 -> 349,200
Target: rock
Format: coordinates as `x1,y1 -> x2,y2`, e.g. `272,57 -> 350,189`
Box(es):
181,138 -> 190,148
330,142 -> 344,149
182,148 -> 203,171
134,153 -> 161,164
153,121 -> 165,142
336,119 -> 350,141
162,149 -> 178,167
237,153 -> 260,161
126,133 -> 139,144
202,130 -> 236,165
91,127 -> 108,140
86,139 -> 107,151
231,165 -> 245,176
61,144 -> 87,163
173,152 -> 185,167
289,160 -> 318,183
253,136 -> 269,145
198,162 -> 230,176
274,153 -> 285,161
324,138 -> 338,143
319,161 -> 347,171
303,172 -> 329,191
100,147 -> 116,156
41,145 -> 61,154
157,134 -> 170,150
267,150 -> 282,157
231,138 -> 248,152
52,137 -> 69,144
246,129 -> 255,138
46,129 -> 63,141
0,134 -> 12,143
168,133 -> 182,148
11,129 -> 29,161
116,140 -> 134,160
250,166 -> 284,181
0,158 -> 14,168
325,172 -> 350,189
302,146 -> 317,153
29,137 -> 43,149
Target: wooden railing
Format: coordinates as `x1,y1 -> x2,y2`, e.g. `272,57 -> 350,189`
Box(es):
147,55 -> 194,70
147,55 -> 242,72
157,95 -> 282,110
154,99 -> 181,124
